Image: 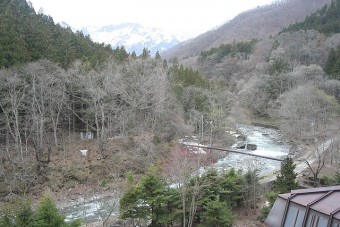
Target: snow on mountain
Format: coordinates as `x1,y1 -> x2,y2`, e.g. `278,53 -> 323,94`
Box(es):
58,21 -> 81,34
59,21 -> 73,30
81,23 -> 180,56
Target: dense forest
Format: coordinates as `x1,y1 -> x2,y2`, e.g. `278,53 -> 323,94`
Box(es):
0,0 -> 113,68
199,39 -> 258,62
1,0 -> 340,226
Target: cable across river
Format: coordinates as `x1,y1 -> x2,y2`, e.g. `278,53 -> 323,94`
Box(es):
183,144 -> 284,162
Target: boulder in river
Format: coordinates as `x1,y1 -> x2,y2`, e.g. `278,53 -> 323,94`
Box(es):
247,144 -> 257,150
237,134 -> 247,141
236,142 -> 246,149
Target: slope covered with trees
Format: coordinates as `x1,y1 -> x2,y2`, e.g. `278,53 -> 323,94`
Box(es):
166,0 -> 340,199
163,0 -> 331,63
0,0 -> 113,68
281,0 -> 340,34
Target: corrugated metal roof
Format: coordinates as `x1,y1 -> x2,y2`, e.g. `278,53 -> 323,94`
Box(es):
265,185 -> 340,227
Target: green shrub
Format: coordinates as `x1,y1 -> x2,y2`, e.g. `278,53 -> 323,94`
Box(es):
199,200 -> 234,227
30,193 -> 66,227
0,194 -> 81,227
320,175 -> 335,186
334,172 -> 340,184
0,198 -> 33,227
259,191 -> 279,222
15,199 -> 33,227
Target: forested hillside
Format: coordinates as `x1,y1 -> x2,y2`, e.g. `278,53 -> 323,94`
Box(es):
190,0 -> 340,138
190,0 -> 340,200
0,0 -> 113,68
282,0 -> 340,34
281,0 -> 340,79
163,0 -> 331,63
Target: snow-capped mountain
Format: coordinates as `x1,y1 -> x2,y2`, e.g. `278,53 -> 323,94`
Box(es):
81,23 -> 180,56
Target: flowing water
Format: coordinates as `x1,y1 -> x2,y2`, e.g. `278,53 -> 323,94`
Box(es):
61,193 -> 119,224
62,124 -> 290,223
214,124 -> 290,177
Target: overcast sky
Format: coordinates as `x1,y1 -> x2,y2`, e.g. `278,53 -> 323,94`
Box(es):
28,0 -> 274,39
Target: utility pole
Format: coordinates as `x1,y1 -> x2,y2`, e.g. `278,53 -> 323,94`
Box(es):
209,121 -> 213,146
201,115 -> 204,143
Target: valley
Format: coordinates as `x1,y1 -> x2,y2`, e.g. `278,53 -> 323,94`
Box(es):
0,0 -> 340,226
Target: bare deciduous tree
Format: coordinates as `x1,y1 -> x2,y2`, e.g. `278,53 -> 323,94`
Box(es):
111,59 -> 170,135
163,145 -> 212,227
24,60 -> 67,164
69,58 -> 175,158
25,60 -> 67,149
0,68 -> 28,165
238,75 -> 271,116
280,84 -> 340,186
280,85 -> 338,142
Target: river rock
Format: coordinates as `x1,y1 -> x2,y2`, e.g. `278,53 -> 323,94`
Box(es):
237,134 -> 247,141
236,142 -> 246,149
246,144 -> 257,150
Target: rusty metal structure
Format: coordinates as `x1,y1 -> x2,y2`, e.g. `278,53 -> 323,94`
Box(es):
265,185 -> 340,227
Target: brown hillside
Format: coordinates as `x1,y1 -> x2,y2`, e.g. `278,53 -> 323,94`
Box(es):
163,0 -> 331,63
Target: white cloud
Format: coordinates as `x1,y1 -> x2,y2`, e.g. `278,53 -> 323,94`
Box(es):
28,0 -> 273,39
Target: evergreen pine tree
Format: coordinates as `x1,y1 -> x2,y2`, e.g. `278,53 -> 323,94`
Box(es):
30,193 -> 66,227
273,157 -> 299,194
140,47 -> 150,59
131,51 -> 137,59
120,165 -> 180,226
155,51 -> 161,60
324,46 -> 340,80
200,200 -> 234,227
15,199 -> 33,227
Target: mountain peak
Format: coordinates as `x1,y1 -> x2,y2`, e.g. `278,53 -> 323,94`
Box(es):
82,23 -> 180,55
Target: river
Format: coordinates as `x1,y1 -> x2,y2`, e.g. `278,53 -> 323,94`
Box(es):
61,193 -> 119,224
213,124 -> 289,178
61,124 -> 290,224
